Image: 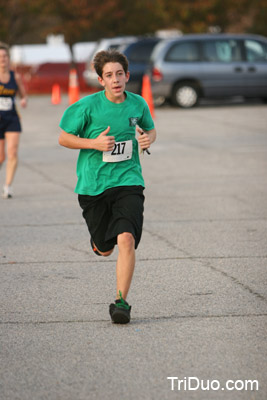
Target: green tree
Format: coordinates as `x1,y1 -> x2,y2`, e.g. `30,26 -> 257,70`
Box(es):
249,0 -> 267,36
94,0 -> 167,37
0,0 -> 47,45
159,0 -> 255,34
0,0 -> 265,53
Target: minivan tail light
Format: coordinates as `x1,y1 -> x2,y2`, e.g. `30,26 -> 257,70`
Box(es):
152,67 -> 163,82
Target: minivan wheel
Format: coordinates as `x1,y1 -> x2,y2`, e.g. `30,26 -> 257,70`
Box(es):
154,95 -> 166,107
172,83 -> 199,108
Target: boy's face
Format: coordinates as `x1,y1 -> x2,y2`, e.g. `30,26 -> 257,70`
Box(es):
98,62 -> 130,103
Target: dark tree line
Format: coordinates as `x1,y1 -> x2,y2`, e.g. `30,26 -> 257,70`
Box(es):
0,0 -> 266,49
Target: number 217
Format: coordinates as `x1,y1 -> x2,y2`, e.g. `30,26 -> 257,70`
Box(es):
111,142 -> 126,155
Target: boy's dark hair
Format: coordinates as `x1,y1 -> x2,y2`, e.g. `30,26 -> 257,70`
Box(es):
93,49 -> 128,78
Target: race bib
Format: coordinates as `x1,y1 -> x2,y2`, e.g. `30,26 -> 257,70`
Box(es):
0,97 -> 12,111
103,140 -> 132,163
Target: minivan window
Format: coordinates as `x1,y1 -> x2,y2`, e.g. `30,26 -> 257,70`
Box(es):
128,42 -> 157,63
165,41 -> 200,62
244,40 -> 267,62
108,44 -> 121,50
203,40 -> 242,62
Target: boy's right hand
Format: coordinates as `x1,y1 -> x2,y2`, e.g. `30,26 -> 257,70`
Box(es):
94,126 -> 115,151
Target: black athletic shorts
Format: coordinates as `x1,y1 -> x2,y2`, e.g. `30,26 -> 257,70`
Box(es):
0,113 -> 22,139
78,186 -> 145,252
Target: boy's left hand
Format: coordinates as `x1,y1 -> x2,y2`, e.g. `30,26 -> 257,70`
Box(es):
137,126 -> 151,151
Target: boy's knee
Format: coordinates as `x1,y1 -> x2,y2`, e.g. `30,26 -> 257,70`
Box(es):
117,232 -> 135,249
101,249 -> 114,257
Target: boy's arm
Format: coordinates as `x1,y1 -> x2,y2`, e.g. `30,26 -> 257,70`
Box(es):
58,127 -> 115,151
137,127 -> 156,151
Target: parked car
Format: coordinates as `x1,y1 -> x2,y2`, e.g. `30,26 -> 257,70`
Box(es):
120,37 -> 162,94
83,36 -> 137,88
20,62 -> 89,94
149,33 -> 267,107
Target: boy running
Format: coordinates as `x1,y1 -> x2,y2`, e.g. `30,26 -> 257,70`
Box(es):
59,50 -> 156,324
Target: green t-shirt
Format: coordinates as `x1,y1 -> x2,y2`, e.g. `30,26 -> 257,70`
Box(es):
59,90 -> 154,195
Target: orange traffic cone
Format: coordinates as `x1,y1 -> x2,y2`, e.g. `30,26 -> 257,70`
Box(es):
51,83 -> 61,105
68,68 -> 80,105
141,74 -> 155,119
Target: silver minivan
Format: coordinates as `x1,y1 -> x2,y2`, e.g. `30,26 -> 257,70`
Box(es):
149,33 -> 267,107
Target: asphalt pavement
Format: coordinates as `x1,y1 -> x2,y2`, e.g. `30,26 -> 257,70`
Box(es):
0,95 -> 267,400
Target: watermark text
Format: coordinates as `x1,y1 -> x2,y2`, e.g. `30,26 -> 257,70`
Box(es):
167,376 -> 259,392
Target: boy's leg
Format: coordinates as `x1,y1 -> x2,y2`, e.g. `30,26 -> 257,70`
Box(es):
109,231 -> 135,324
116,232 -> 136,300
78,193 -> 115,255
